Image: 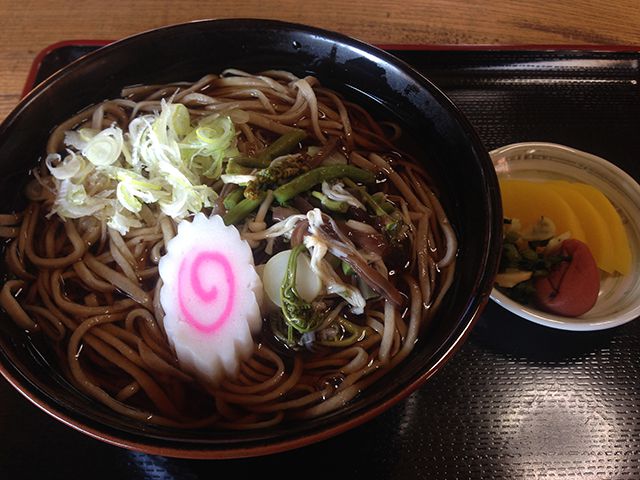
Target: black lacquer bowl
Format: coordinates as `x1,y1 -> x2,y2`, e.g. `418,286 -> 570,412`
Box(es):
0,19 -> 501,458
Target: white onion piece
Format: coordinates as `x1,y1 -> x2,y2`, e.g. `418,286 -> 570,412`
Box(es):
262,249 -> 323,308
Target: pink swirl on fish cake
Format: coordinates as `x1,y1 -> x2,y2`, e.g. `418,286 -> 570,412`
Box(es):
177,250 -> 236,334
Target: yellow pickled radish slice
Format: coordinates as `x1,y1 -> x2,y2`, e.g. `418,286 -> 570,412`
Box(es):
499,179 -> 587,243
562,181 -> 631,275
546,181 -> 615,273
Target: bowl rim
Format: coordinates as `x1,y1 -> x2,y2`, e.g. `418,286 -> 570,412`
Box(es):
0,18 -> 502,458
489,141 -> 640,331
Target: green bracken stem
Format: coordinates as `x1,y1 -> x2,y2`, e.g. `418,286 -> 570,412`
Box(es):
317,318 -> 369,347
343,177 -> 388,217
222,188 -> 245,210
274,165 -> 376,204
234,129 -> 307,168
222,194 -> 265,225
310,191 -> 349,213
225,159 -> 254,174
280,244 -> 321,334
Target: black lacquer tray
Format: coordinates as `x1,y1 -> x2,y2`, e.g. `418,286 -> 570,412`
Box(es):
1,43 -> 639,479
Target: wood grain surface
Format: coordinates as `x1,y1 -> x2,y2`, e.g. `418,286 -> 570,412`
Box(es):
0,0 -> 639,122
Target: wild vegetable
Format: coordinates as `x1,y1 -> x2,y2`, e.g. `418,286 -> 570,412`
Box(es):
280,244 -> 324,341
274,165 -> 375,204
234,129 -> 307,168
497,216 -> 600,316
244,154 -> 310,200
223,194 -> 265,226
311,191 -> 349,213
342,177 -> 408,244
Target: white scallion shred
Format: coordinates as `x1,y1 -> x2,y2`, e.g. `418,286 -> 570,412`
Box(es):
322,180 -> 365,210
303,233 -> 366,314
220,174 -> 257,185
64,128 -> 98,150
83,126 -> 124,167
47,100 -> 241,233
45,152 -> 84,180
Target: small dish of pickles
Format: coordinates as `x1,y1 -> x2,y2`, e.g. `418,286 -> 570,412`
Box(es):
489,142 -> 640,331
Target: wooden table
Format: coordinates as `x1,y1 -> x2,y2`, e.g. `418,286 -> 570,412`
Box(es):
1,0 -> 639,122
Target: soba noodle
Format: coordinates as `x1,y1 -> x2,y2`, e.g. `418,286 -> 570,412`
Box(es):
0,69 -> 457,429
